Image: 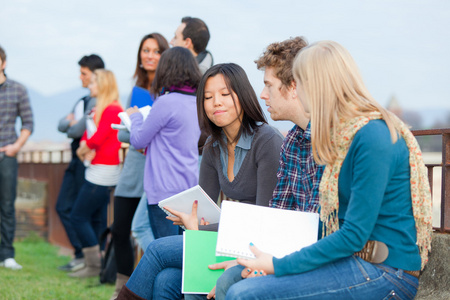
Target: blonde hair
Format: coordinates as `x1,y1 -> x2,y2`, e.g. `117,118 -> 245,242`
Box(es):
292,41 -> 398,164
93,69 -> 121,125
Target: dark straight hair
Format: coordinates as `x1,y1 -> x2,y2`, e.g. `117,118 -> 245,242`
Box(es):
181,16 -> 210,54
151,47 -> 202,97
78,54 -> 105,72
133,33 -> 169,89
197,63 -> 267,149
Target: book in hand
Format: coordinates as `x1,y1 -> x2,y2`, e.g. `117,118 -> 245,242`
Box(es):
216,201 -> 319,259
182,230 -> 234,294
130,86 -> 154,108
158,185 -> 221,229
116,105 -> 151,131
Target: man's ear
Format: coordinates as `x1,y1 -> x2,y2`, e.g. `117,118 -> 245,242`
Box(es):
184,37 -> 194,51
290,81 -> 297,99
1,60 -> 6,72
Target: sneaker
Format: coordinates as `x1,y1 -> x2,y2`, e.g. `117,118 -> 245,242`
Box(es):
58,258 -> 85,272
0,258 -> 23,270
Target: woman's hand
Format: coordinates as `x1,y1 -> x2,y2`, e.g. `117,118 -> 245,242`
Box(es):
206,260 -> 239,299
76,141 -> 92,161
237,243 -> 275,276
165,200 -> 205,230
126,106 -> 139,116
241,267 -> 267,278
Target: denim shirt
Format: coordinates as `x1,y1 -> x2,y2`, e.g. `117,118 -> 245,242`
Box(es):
213,132 -> 254,180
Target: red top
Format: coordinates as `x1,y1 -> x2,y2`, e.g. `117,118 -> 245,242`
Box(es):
83,102 -> 123,165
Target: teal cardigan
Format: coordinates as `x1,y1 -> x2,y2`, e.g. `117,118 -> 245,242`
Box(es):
273,120 -> 421,276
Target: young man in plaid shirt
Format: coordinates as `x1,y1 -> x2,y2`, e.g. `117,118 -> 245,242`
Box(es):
257,37 -> 324,214
190,37 -> 326,300
0,45 -> 33,270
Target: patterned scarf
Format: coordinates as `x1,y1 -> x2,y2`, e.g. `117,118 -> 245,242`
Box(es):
319,112 -> 433,270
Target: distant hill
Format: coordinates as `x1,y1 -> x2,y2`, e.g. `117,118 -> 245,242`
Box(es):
25,88 -> 128,142
20,88 -> 450,142
27,87 -> 87,142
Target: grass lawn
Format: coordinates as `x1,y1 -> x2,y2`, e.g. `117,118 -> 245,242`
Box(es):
0,234 -> 114,300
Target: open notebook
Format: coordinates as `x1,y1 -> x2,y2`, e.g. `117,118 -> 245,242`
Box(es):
216,201 -> 319,259
158,185 -> 221,228
116,105 -> 151,131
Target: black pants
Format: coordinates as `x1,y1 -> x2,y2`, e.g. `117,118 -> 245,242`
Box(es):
112,196 -> 140,276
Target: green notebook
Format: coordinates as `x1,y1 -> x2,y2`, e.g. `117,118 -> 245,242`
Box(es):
182,230 -> 235,294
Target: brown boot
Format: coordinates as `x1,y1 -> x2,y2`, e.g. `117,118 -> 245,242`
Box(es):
69,245 -> 101,278
110,273 -> 130,300
115,285 -> 146,300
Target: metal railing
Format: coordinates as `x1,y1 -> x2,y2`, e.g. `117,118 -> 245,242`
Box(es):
411,128 -> 450,233
16,128 -> 450,247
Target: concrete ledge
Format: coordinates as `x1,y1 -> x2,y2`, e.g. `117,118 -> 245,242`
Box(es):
416,233 -> 450,299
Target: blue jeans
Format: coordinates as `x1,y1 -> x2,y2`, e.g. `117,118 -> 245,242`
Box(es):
70,181 -> 111,248
126,235 -> 183,299
214,265 -> 245,300
147,204 -> 181,239
223,256 -> 418,300
131,193 -> 155,251
55,157 -> 85,258
0,155 -> 18,261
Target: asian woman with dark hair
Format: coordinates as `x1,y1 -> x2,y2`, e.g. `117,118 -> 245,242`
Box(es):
116,63 -> 283,300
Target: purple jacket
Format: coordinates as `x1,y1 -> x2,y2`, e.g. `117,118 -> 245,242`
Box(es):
130,91 -> 200,204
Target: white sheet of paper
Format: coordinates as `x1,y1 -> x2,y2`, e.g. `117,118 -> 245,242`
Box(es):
74,100 -> 85,121
158,185 -> 221,228
216,201 -> 319,259
86,118 -> 97,139
117,105 -> 152,131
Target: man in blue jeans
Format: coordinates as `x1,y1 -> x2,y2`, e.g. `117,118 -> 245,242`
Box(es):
0,45 -> 34,270
56,54 -> 104,271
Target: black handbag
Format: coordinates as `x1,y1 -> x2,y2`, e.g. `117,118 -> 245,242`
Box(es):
99,226 -> 117,284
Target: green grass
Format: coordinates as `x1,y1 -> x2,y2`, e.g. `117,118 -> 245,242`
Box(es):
0,233 -> 114,300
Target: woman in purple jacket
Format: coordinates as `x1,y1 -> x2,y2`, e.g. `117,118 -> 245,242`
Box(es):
127,47 -> 202,239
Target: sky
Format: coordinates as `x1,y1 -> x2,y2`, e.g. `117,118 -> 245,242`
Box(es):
1,0 -> 450,140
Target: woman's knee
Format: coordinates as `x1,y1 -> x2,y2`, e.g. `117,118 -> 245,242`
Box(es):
146,235 -> 182,259
216,265 -> 245,299
153,268 -> 182,299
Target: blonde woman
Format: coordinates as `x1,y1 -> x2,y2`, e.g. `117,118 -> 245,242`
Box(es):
69,69 -> 123,278
225,41 -> 432,299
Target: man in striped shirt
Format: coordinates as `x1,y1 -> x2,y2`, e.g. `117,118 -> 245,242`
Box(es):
0,45 -> 33,270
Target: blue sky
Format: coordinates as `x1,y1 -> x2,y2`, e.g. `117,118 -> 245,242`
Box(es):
2,0 -> 450,139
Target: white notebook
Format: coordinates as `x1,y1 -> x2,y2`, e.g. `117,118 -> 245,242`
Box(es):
158,185 -> 221,227
216,201 -> 319,259
117,105 -> 151,131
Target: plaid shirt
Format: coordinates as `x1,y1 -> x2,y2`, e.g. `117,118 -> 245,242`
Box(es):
270,123 -> 324,212
0,78 -> 34,147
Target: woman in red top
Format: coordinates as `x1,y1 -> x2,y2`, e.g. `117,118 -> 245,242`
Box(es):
69,69 -> 123,278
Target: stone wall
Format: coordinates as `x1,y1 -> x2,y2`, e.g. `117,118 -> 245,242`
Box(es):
15,178 -> 48,239
416,233 -> 450,299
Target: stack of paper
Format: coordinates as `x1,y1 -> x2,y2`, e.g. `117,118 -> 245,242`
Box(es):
216,201 -> 319,259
